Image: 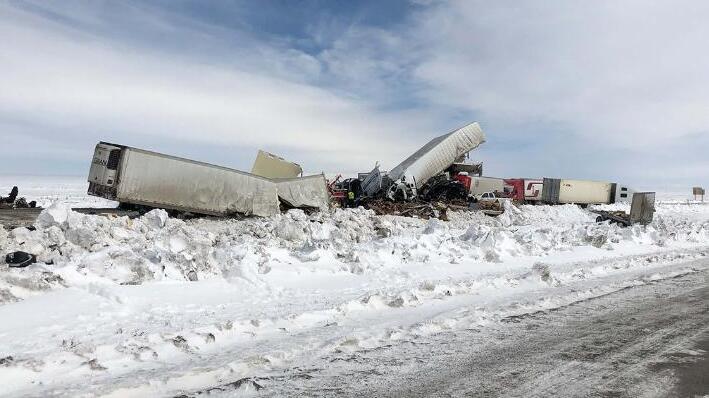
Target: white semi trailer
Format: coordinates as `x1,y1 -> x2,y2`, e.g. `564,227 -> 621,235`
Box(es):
541,178 -> 634,205
87,142 -> 328,217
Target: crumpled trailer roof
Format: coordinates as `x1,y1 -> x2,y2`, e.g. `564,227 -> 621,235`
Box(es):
388,122 -> 486,189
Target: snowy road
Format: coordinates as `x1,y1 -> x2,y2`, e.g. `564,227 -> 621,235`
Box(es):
263,263 -> 709,398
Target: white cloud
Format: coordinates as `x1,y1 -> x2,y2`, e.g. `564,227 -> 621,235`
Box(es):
407,0 -> 709,149
1,1 -> 707,186
0,3 -> 439,174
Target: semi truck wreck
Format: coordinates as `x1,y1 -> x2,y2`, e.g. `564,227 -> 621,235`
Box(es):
87,142 -> 328,217
84,120 -> 643,222
385,121 -> 486,198
331,122 -> 486,207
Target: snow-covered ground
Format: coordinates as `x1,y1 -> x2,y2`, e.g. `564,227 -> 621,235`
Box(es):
1,179 -> 709,397
0,175 -> 116,208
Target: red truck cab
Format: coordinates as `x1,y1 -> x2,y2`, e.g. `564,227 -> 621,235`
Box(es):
502,179 -> 525,202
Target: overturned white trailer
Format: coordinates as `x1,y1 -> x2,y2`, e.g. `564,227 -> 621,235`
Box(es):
87,142 -> 328,217
385,122 -> 486,197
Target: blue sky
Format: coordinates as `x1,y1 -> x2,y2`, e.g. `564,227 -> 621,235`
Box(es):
1,0 -> 708,190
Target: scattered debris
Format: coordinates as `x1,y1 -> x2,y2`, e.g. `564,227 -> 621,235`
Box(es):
0,356 -> 14,367
0,187 -> 18,205
330,122 -> 492,217
592,192 -> 656,226
186,270 -> 198,281
83,358 -> 107,371
171,335 -> 192,353
14,198 -> 37,208
364,199 -> 451,220
0,186 -> 37,209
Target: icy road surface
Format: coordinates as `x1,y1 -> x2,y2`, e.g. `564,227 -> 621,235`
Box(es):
268,265 -> 709,397
0,190 -> 708,397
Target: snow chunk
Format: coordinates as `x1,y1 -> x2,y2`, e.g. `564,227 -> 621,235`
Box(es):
36,202 -> 73,229
142,209 -> 169,229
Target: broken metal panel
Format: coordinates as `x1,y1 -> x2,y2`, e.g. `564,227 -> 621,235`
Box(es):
629,192 -> 656,225
274,174 -> 330,210
388,122 -> 486,189
360,164 -> 385,197
251,150 -> 303,179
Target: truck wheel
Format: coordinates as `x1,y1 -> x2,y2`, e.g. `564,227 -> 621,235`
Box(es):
596,216 -> 604,223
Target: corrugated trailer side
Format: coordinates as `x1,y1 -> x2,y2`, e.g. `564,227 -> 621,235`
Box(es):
116,148 -> 280,216
557,179 -> 613,204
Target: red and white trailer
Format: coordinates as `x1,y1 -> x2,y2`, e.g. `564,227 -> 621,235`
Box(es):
523,179 -> 544,202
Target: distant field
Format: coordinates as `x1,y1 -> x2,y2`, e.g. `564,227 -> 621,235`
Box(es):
0,175 -> 116,208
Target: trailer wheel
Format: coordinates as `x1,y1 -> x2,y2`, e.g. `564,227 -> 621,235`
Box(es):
596,216 -> 604,223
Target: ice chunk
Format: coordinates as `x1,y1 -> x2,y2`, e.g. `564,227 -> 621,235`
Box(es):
66,226 -> 98,250
36,202 -> 72,229
10,227 -> 32,244
142,209 -> 169,229
169,236 -> 188,253
45,226 -> 66,246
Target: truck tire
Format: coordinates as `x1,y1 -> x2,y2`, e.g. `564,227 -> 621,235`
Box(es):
5,251 -> 37,268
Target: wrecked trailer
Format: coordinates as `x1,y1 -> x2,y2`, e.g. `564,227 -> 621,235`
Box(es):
87,142 -> 327,217
383,122 -> 486,199
251,149 -> 330,211
592,192 -> 656,226
274,174 -> 331,211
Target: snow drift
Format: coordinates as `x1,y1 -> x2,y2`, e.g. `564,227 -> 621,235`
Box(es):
2,202 -> 708,303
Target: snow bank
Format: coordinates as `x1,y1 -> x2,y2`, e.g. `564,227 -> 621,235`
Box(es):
2,202 -> 708,302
